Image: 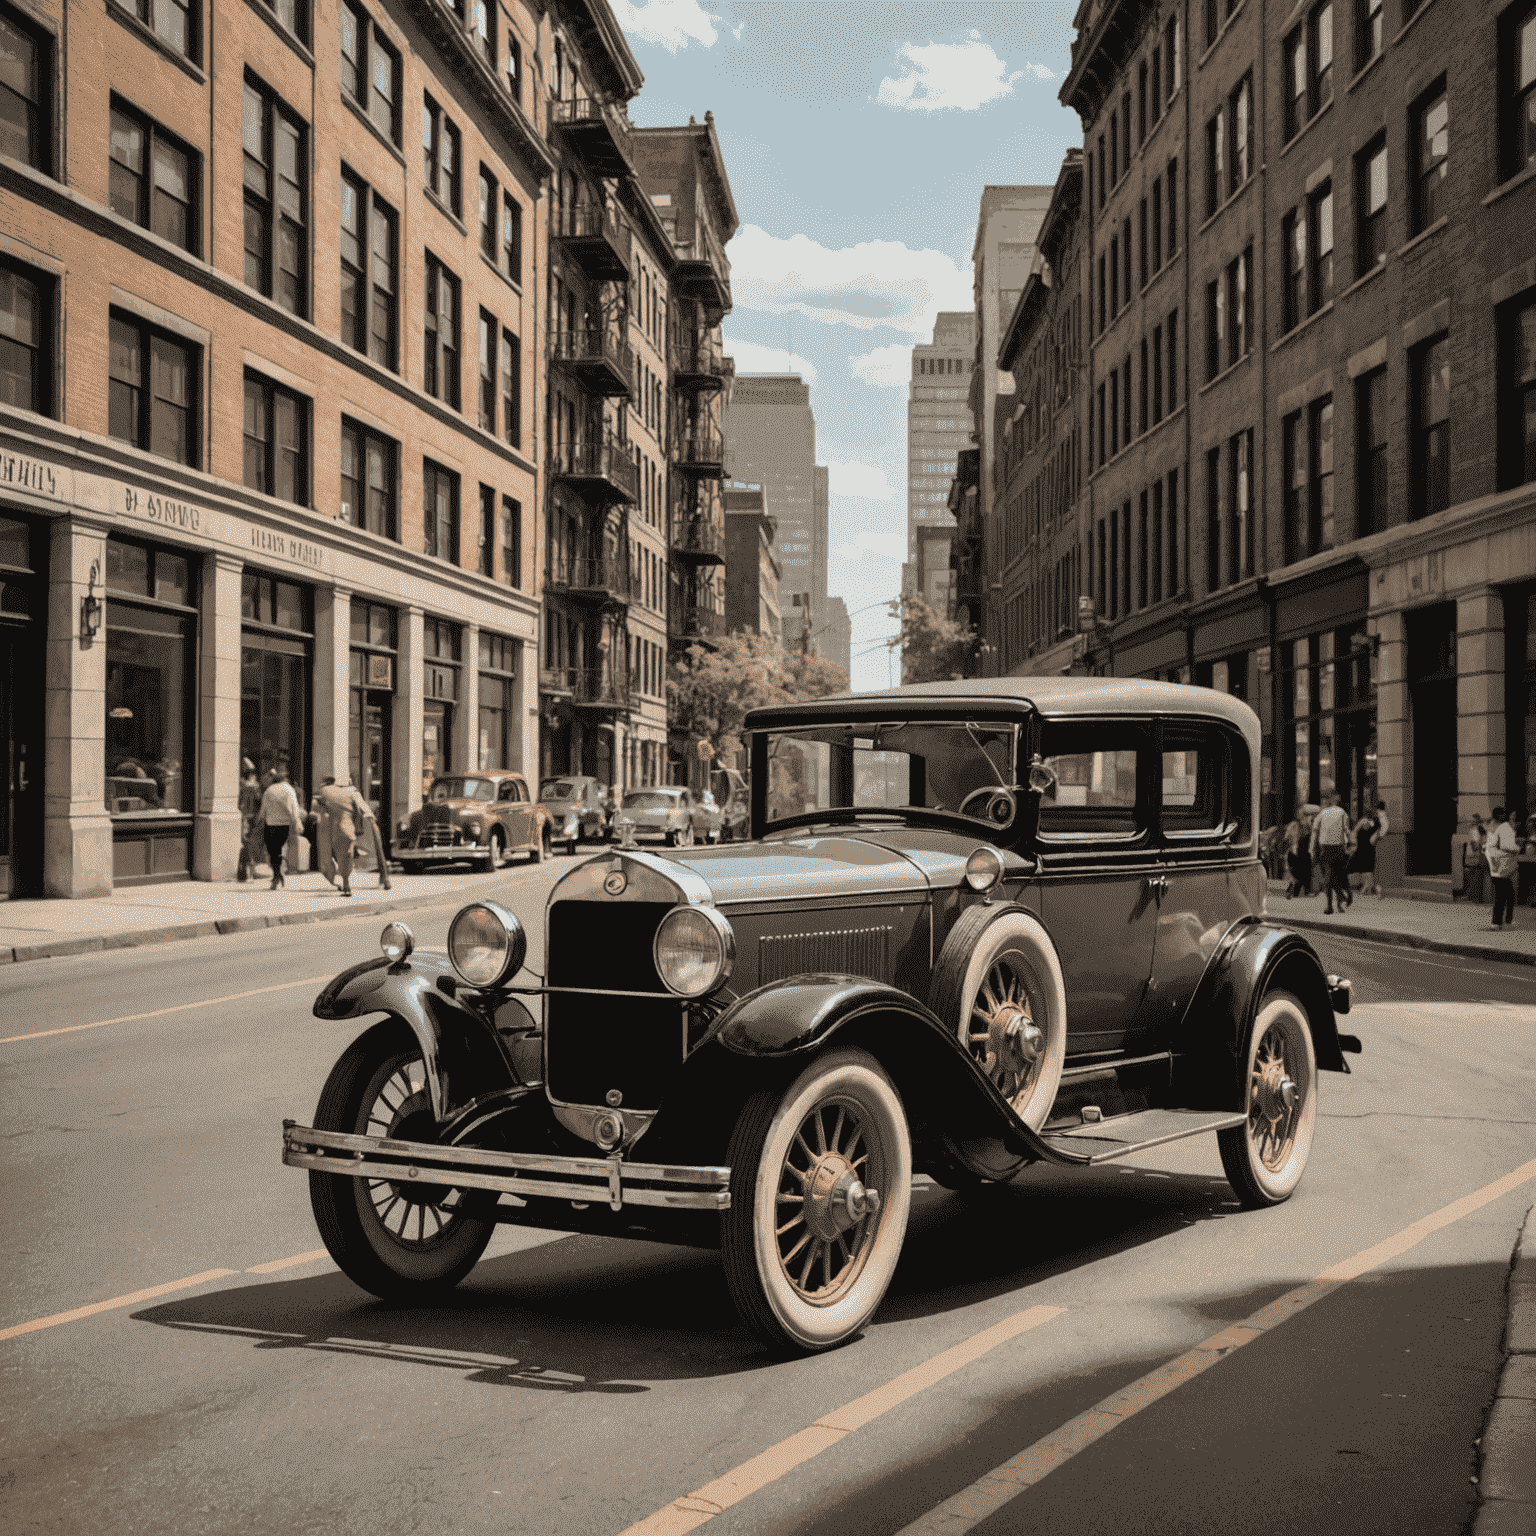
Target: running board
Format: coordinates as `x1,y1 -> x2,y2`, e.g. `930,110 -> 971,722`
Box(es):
1037,1108 -> 1247,1166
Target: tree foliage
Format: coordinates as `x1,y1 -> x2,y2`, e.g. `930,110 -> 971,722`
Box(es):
890,593 -> 983,683
668,632 -> 849,760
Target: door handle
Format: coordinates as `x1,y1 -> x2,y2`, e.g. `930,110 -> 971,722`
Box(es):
1148,874 -> 1169,898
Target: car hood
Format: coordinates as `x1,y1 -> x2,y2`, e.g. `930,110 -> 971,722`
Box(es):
420,800 -> 488,822
661,832 -> 932,905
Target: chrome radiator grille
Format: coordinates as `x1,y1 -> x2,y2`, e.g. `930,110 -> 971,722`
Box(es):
416,826 -> 461,848
758,925 -> 892,985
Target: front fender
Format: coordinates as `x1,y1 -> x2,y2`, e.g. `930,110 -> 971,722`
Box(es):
643,974 -> 1063,1168
1172,918 -> 1350,1109
312,953 -> 520,1123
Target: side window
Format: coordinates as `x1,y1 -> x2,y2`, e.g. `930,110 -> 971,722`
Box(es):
1037,723 -> 1146,840
1160,725 -> 1238,838
498,780 -> 516,801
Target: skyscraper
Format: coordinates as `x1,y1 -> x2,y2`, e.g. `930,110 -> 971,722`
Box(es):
906,313 -> 976,614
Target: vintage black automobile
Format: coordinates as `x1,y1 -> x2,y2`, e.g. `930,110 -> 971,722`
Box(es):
283,679 -> 1358,1354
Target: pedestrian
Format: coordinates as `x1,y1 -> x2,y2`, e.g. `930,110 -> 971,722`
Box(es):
311,775 -> 389,897
1348,802 -> 1384,898
258,765 -> 303,890
1462,813 -> 1489,905
1487,806 -> 1520,930
236,758 -> 262,882
1311,791 -> 1352,913
1284,809 -> 1313,899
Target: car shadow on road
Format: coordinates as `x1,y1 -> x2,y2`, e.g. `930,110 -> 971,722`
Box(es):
134,1164 -> 1251,1387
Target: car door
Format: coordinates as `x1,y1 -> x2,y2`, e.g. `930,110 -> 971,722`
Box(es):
1034,718 -> 1162,1056
498,776 -> 532,850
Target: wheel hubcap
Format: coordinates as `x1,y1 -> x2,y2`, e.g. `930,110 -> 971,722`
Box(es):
1249,1026 -> 1303,1171
966,956 -> 1047,1113
363,1058 -> 460,1243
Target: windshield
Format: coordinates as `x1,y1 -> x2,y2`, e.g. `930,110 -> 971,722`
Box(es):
762,720 -> 1021,831
429,777 -> 494,803
624,790 -> 681,809
541,779 -> 580,799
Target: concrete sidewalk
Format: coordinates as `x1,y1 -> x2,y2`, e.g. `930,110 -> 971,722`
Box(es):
1265,881 -> 1536,967
0,862 -> 542,965
1473,1205 -> 1536,1536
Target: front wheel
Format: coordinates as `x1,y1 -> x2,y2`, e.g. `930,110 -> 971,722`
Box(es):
477,831 -> 503,873
721,1047 -> 912,1355
530,825 -> 550,864
1218,991 -> 1317,1208
308,1019 -> 494,1299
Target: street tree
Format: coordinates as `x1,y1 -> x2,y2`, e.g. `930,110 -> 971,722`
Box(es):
889,593 -> 983,683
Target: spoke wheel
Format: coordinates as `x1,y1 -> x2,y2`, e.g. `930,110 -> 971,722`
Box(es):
1218,990 -> 1317,1208
723,1048 -> 910,1355
309,1019 -> 494,1299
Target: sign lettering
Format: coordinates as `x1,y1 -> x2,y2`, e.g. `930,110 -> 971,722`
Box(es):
124,485 -> 202,532
249,527 -> 323,569
0,452 -> 59,499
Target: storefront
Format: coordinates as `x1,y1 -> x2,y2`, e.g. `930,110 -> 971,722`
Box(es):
0,511 -> 45,896
349,599 -> 396,834
477,632 -> 520,770
421,616 -> 461,795
241,570 -> 312,795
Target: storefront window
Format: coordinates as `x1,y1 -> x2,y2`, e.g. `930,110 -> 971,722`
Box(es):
349,599 -> 396,826
241,572 -> 312,790
477,631 -> 519,769
1282,625 -> 1376,820
422,616 -> 460,795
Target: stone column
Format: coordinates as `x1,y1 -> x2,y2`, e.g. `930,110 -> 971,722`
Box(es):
313,585 -> 351,782
193,553 -> 243,881
1372,609 -> 1408,888
1456,588 -> 1506,824
517,635 -> 537,777
459,622 -> 480,771
394,605 -> 425,832
44,517 -> 113,897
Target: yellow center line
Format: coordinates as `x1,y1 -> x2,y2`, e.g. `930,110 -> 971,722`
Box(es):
890,1154 -> 1536,1535
0,1270 -> 239,1342
245,1249 -> 332,1275
0,975 -> 334,1043
616,1304 -> 1066,1536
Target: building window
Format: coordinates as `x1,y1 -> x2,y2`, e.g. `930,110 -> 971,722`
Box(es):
1167,156 -> 1178,255
501,192 -> 523,283
478,309 -> 496,433
1109,109 -> 1118,184
1230,74 -> 1251,193
254,0 -> 308,46
1139,338 -> 1149,434
1355,0 -> 1383,70
242,373 -> 308,505
112,0 -> 195,63
340,418 -> 396,539
1151,46 -> 1162,122
1497,296 -> 1536,488
0,257 -> 50,415
1166,14 -> 1180,96
1356,135 -> 1388,275
1167,307 -> 1179,411
1138,198 -> 1148,288
478,484 -> 495,577
506,34 -> 521,106
477,632 -> 518,770
1151,176 -> 1163,270
1357,366 -> 1388,531
423,253 -> 460,409
1205,109 -> 1223,215
1286,2 -> 1333,139
1413,82 -> 1448,232
1206,277 -> 1221,381
1152,325 -> 1164,423
1,5 -> 49,172
1308,182 -> 1333,312
1308,396 -> 1334,552
1283,411 -> 1305,561
478,165 -> 497,260
501,327 -> 521,448
1206,447 -> 1221,592
502,496 -> 521,588
109,100 -> 196,252
1122,355 -> 1132,445
1282,209 -> 1304,332
108,312 -> 196,465
1229,427 -> 1253,583
1412,335 -> 1450,518
423,460 -> 459,564
1500,0 -> 1536,179
1204,0 -> 1218,51
475,0 -> 494,64
242,79 -> 307,316
340,1 -> 400,143
1228,248 -> 1251,366
422,95 -> 460,216
340,169 -> 397,368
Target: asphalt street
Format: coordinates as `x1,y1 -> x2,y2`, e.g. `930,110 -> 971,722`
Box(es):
2,869 -> 1533,1536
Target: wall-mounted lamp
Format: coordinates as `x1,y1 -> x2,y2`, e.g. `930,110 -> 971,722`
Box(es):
80,560 -> 102,642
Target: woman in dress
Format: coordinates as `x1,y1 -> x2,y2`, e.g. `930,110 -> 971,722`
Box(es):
1349,802 -> 1384,898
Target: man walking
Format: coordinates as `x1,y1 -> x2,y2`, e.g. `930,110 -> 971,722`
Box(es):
1487,806 -> 1520,930
1311,791 -> 1352,914
258,765 -> 304,890
312,775 -> 388,897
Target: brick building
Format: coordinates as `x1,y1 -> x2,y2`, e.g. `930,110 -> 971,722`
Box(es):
1,0 -> 548,895
904,311 -> 974,615
722,479 -> 780,637
1047,0 -> 1536,884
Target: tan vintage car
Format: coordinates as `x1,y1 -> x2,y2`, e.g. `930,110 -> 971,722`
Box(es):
396,771 -> 552,871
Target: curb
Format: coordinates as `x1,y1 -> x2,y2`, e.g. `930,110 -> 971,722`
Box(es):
1270,911 -> 1536,968
1472,1204 -> 1536,1535
0,886 -> 479,966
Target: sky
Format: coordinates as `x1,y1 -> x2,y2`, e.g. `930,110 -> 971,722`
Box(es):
610,0 -> 1084,688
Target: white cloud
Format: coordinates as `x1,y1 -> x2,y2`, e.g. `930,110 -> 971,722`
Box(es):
877,33 -> 1028,114
832,530 -> 906,563
728,224 -> 971,337
1023,61 -> 1056,80
610,0 -> 718,53
849,344 -> 912,388
721,335 -> 817,383
825,461 -> 897,501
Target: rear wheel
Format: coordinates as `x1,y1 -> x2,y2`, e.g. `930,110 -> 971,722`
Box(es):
530,825 -> 549,864
1218,991 -> 1317,1208
477,831 -> 504,873
309,1020 -> 494,1299
721,1047 -> 911,1355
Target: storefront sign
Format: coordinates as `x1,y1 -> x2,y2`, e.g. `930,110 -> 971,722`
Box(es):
0,451 -> 62,500
123,485 -> 204,533
249,526 -> 324,569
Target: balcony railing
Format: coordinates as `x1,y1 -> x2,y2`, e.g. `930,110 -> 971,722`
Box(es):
550,328 -> 633,398
672,434 -> 724,476
671,604 -> 729,642
670,332 -> 725,389
552,203 -> 633,281
670,220 -> 731,314
671,513 -> 725,563
546,551 -> 632,603
539,666 -> 631,708
548,93 -> 633,177
549,440 -> 641,505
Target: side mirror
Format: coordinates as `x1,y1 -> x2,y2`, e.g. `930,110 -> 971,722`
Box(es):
1026,753 -> 1058,796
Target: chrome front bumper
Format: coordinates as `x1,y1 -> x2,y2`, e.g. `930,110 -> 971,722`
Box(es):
282,1121 -> 731,1211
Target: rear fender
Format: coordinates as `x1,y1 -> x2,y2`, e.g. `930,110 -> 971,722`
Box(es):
1171,918 -> 1349,1109
312,953 -> 520,1123
644,975 -> 1059,1167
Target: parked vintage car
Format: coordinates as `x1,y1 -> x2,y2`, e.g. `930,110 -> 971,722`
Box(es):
691,788 -> 723,844
538,775 -> 611,855
613,785 -> 700,847
713,768 -> 750,841
395,771 -> 552,871
285,678 -> 1358,1355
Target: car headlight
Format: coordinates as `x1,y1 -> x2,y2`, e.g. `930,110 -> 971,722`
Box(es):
379,921 -> 414,962
965,847 -> 1003,892
653,905 -> 735,998
447,900 -> 527,988
466,819 -> 484,837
